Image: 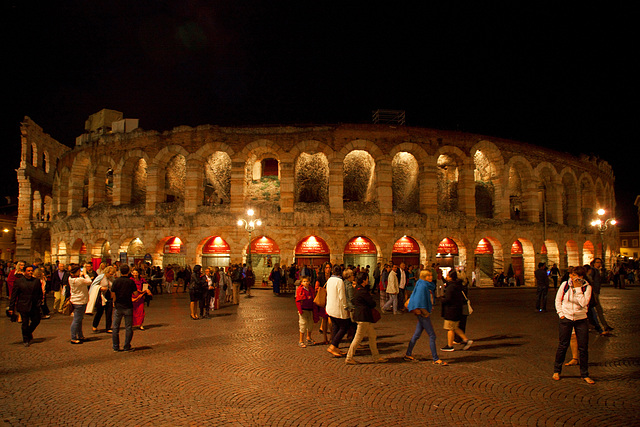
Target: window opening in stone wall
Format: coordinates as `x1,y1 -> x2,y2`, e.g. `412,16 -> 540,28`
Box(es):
44,195 -> 52,221
344,150 -> 376,203
105,168 -> 114,204
246,156 -> 280,205
391,152 -> 418,213
42,151 -> 49,173
437,154 -> 459,213
508,166 -> 522,220
132,158 -> 147,205
165,154 -> 185,203
474,150 -> 494,219
33,191 -> 42,220
580,178 -> 595,229
562,173 -> 578,226
204,152 -> 231,206
295,153 -> 329,204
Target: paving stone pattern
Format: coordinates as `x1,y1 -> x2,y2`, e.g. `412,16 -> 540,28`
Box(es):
1,287 -> 639,426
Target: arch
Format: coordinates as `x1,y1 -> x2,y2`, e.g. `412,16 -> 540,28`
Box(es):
68,152 -> 92,212
543,240 -> 561,269
560,168 -> 580,226
295,152 -> 330,204
565,240 -> 580,268
505,156 -> 536,221
391,151 -> 418,212
436,147 -> 467,214
336,139 -> 385,163
535,162 -> 561,224
583,240 -> 595,265
511,237 -> 535,286
471,142 -> 504,220
343,149 -> 377,203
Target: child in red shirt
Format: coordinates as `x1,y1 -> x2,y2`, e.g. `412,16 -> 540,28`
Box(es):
295,276 -> 317,347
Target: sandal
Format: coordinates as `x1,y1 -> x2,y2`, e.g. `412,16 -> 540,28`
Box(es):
306,339 -> 317,346
552,373 -> 560,381
583,377 -> 595,385
564,358 -> 579,366
298,342 -> 307,348
433,359 -> 448,366
403,355 -> 416,361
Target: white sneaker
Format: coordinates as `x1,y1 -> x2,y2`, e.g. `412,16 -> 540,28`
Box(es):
463,340 -> 473,350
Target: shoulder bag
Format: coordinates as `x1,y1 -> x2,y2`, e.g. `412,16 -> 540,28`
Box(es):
61,298 -> 74,316
313,286 -> 327,307
462,291 -> 473,316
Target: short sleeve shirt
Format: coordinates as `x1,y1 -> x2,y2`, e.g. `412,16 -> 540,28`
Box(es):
111,277 -> 137,309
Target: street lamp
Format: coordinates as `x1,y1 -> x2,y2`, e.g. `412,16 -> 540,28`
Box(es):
590,208 -> 616,263
237,209 -> 262,269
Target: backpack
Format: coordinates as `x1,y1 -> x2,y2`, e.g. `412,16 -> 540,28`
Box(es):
560,282 -> 589,305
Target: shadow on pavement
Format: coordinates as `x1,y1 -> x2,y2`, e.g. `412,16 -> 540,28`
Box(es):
446,354 -> 501,364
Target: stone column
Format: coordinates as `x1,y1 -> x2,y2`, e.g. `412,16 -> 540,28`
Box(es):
328,158 -> 344,223
493,177 -> 510,219
458,160 -> 476,217
145,164 -> 160,216
420,163 -> 438,216
113,170 -> 130,206
279,161 -> 294,214
229,161 -> 245,214
15,171 -> 33,261
184,159 -> 203,215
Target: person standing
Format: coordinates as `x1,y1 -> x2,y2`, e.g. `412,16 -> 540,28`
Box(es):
8,265 -> 42,347
550,264 -> 560,289
92,266 -> 116,332
588,258 -> 613,332
552,266 -> 594,384
397,262 -> 407,311
535,262 -> 550,312
68,265 -> 92,344
51,262 -> 69,313
111,264 -> 139,352
131,268 -> 151,330
245,266 -> 255,297
345,272 -> 388,364
189,265 -> 204,319
325,264 -> 350,357
268,264 -> 282,296
382,265 -> 399,314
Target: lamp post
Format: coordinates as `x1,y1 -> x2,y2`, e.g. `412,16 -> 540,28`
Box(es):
590,208 -> 616,264
237,209 -> 262,269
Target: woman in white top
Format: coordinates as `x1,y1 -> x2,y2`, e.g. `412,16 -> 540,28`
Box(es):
68,265 -> 92,344
325,264 -> 350,357
552,266 -> 594,384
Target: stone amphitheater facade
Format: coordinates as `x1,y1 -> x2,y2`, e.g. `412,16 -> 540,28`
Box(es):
15,114 -> 617,286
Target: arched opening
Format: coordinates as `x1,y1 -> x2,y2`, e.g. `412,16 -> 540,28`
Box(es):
246,155 -> 279,206
391,236 -> 420,266
343,236 -> 377,284
295,235 -> 330,267
474,238 -> 495,287
474,150 -> 495,218
245,235 -> 280,287
295,153 -> 329,204
131,158 -> 147,205
201,235 -> 231,268
204,152 -> 231,206
583,241 -> 595,265
165,155 -> 186,203
162,236 -> 186,266
565,240 -> 580,268
344,150 -> 376,203
508,165 -> 523,220
391,152 -> 418,213
437,154 -> 459,213
105,168 -> 114,204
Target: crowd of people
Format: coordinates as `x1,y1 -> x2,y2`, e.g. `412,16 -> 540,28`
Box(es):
293,261 -> 475,366
1,255 -> 627,382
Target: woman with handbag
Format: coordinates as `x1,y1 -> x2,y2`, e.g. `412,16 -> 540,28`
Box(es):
314,262 -> 332,345
403,270 -> 448,365
68,265 -> 92,344
440,270 -> 473,352
345,272 -> 388,364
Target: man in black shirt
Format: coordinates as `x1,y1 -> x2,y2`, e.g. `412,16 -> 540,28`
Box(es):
8,265 -> 43,347
535,262 -> 550,312
111,265 -> 139,352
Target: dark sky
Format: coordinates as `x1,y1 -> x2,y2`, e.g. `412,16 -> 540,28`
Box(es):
3,2 -> 637,230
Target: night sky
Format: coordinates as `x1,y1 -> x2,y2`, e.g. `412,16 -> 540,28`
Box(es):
4,2 -> 637,230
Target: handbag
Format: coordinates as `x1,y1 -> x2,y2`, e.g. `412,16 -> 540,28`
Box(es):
462,291 -> 473,316
371,308 -> 381,323
61,298 -> 74,316
313,286 -> 327,307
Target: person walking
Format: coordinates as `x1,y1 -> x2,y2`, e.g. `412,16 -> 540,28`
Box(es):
440,270 -> 473,352
535,262 -> 550,312
552,266 -> 594,384
315,262 -> 332,345
8,265 -> 42,347
68,265 -> 92,344
588,258 -> 613,332
404,269 -> 448,365
345,272 -> 388,365
325,264 -> 350,357
111,264 -> 139,352
381,265 -> 399,314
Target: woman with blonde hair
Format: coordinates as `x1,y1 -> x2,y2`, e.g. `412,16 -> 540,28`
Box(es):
92,266 -> 116,332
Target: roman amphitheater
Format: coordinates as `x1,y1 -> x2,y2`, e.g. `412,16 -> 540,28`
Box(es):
15,110 -> 617,286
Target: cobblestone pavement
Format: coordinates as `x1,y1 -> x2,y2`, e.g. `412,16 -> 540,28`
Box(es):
1,285 -> 639,426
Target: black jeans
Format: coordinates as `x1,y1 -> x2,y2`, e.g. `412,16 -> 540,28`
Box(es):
93,301 -> 113,330
536,286 -> 548,311
554,317 -> 589,378
329,316 -> 351,348
20,309 -> 41,343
